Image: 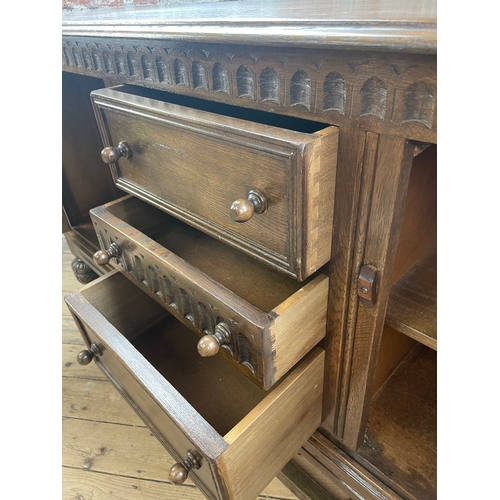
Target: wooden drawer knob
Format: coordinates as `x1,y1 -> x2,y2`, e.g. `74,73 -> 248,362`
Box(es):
93,242 -> 121,266
169,451 -> 200,485
76,343 -> 101,365
101,141 -> 132,164
230,189 -> 267,222
197,323 -> 231,357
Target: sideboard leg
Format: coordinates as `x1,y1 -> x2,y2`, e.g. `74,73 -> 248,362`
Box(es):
71,257 -> 98,284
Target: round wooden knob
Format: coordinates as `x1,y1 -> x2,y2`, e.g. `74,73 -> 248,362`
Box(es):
230,189 -> 267,222
93,242 -> 121,266
169,463 -> 189,485
197,335 -> 220,357
76,343 -> 101,365
101,141 -> 132,164
93,250 -> 110,266
77,350 -> 93,365
197,323 -> 231,357
169,452 -> 200,485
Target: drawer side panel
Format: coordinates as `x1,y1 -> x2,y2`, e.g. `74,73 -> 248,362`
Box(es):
217,348 -> 325,500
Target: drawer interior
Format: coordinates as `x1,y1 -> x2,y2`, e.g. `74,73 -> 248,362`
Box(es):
79,271 -> 267,435
105,196 -> 321,312
113,84 -> 329,134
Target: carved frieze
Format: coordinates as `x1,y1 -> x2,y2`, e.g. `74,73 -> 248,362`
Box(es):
62,36 -> 436,142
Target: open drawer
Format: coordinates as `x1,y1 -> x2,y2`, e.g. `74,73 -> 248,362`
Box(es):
65,270 -> 324,500
91,85 -> 338,280
90,195 -> 328,389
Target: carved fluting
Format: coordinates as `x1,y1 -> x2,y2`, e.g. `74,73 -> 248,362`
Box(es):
63,46 -> 72,66
238,333 -> 254,372
402,82 -> 435,129
92,50 -> 102,71
72,47 -> 82,67
260,67 -> 280,104
236,65 -> 254,99
212,62 -> 229,94
290,70 -> 311,110
147,265 -> 163,300
103,51 -> 113,74
360,76 -> 387,119
179,288 -> 193,323
62,37 -> 436,141
156,57 -> 170,83
133,255 -> 147,284
174,58 -> 189,85
160,275 -> 176,306
82,48 -> 92,69
115,51 -> 126,75
197,302 -> 215,334
92,220 -> 259,372
323,72 -> 345,113
141,54 -> 154,80
192,60 -> 208,90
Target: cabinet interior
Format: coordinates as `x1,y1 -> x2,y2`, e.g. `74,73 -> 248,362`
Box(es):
79,271 -> 266,436
62,72 -> 124,246
104,196 -> 321,312
357,144 -> 437,500
113,84 -> 330,134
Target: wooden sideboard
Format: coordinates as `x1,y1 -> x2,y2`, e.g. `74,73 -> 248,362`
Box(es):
62,2 -> 437,499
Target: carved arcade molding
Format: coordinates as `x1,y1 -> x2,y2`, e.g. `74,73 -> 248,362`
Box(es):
63,36 -> 436,142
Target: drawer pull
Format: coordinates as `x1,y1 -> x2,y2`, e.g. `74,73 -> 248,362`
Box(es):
93,242 -> 121,266
76,343 -> 101,365
197,323 -> 231,357
169,451 -> 201,485
230,189 -> 268,222
101,141 -> 132,164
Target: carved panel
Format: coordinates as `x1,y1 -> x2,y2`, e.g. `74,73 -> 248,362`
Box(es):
94,226 -> 259,376
62,37 -> 437,142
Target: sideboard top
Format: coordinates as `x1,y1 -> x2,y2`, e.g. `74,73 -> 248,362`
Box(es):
62,0 -> 437,54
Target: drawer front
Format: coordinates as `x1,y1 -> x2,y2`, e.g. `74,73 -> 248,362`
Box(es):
91,86 -> 338,280
90,196 -> 328,389
65,271 -> 325,500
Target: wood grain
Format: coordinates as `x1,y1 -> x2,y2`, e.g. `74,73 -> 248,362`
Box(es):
62,71 -> 123,229
219,349 -> 324,500
62,235 -> 299,500
65,262 -> 321,499
270,275 -> 329,381
90,195 -> 328,389
302,432 -> 403,500
341,135 -> 415,449
90,85 -> 338,279
63,37 -> 436,143
392,145 -> 437,284
358,346 -> 437,500
386,248 -> 437,350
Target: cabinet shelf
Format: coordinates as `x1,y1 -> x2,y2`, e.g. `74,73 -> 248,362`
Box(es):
385,248 -> 437,350
358,346 -> 436,500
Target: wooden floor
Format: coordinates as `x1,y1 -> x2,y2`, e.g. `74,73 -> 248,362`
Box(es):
62,235 -> 299,500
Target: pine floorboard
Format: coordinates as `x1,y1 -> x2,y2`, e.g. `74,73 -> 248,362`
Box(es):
62,235 -> 298,500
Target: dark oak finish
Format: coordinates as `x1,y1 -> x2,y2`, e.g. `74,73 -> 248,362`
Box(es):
89,196 -> 328,389
90,85 -> 338,280
62,3 -> 437,499
358,346 -> 437,500
65,270 -> 325,500
62,0 -> 436,53
63,37 -> 436,143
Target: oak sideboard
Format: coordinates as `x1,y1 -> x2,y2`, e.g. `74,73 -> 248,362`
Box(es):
62,2 -> 437,499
